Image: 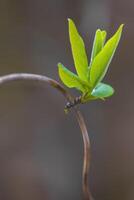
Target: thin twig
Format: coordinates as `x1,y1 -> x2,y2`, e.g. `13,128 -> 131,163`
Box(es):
0,73 -> 72,101
75,110 -> 93,200
0,73 -> 93,200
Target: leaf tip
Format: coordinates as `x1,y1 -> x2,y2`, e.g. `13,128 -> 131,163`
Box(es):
120,23 -> 125,28
67,18 -> 71,22
58,62 -> 62,67
119,24 -> 124,32
101,30 -> 107,38
68,18 -> 74,25
116,24 -> 124,36
96,28 -> 101,32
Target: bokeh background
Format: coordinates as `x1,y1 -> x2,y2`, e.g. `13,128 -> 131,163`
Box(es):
0,0 -> 133,199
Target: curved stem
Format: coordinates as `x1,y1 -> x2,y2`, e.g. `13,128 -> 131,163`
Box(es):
0,73 -> 93,200
0,73 -> 72,101
75,110 -> 93,200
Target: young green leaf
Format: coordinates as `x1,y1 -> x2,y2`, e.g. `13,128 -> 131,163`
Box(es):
68,18 -> 88,81
101,31 -> 107,46
89,24 -> 124,88
91,82 -> 114,98
58,63 -> 89,93
90,29 -> 107,64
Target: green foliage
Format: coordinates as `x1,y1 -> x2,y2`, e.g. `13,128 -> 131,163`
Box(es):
91,83 -> 114,99
58,63 -> 90,93
89,24 -> 123,88
68,19 -> 88,81
90,29 -> 107,64
58,19 -> 123,103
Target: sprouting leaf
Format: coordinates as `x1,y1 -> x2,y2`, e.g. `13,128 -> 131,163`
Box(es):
58,63 -> 89,93
91,82 -> 114,98
68,18 -> 88,81
90,29 -> 107,64
101,31 -> 107,46
89,24 -> 124,88
80,82 -> 114,103
58,20 -> 123,106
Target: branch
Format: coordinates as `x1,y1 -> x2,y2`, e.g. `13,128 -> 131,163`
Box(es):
0,73 -> 72,101
0,73 -> 93,200
75,110 -> 93,200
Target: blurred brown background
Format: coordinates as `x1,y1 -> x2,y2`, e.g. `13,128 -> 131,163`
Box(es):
0,0 -> 133,199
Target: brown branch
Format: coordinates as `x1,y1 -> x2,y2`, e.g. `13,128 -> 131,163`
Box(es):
0,73 -> 93,200
75,110 -> 93,200
0,73 -> 72,101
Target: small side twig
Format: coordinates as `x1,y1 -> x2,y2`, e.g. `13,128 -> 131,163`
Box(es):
0,73 -> 93,200
0,73 -> 72,101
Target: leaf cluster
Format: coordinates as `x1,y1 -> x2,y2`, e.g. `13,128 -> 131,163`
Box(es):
58,19 -> 123,103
